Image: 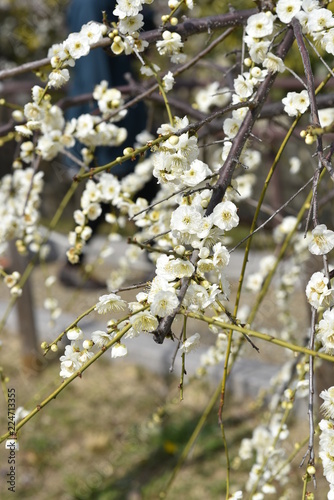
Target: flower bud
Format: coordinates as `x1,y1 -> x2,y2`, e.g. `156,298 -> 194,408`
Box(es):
168,135 -> 179,146
175,245 -> 186,256
123,147 -> 134,155
307,465 -> 316,475
83,340 -> 94,349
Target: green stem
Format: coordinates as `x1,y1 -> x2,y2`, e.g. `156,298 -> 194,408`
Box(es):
184,310 -> 334,363
234,116 -> 299,320
76,135 -> 168,181
0,322 -> 131,443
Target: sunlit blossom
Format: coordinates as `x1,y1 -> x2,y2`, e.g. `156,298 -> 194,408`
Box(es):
95,293 -> 127,314
308,224 -> 334,255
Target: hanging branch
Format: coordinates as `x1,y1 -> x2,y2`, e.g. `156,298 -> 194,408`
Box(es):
152,28 -> 295,345
205,28 -> 295,215
0,10 -> 256,81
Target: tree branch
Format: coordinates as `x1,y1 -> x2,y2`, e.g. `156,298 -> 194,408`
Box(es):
0,10 -> 256,81
205,27 -> 295,215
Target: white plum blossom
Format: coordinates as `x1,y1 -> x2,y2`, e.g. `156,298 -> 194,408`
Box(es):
64,32 -> 90,59
246,272 -> 264,292
197,258 -> 215,274
67,327 -> 83,341
118,14 -> 144,35
14,407 -> 29,424
234,74 -> 254,98
179,332 -> 201,353
308,224 -> 334,255
95,293 -> 127,314
246,39 -> 271,64
322,29 -> 334,55
156,257 -> 195,280
180,159 -> 211,187
282,90 -> 310,116
223,117 -> 241,139
85,203 -> 102,221
302,0 -> 319,13
306,272 -> 334,309
59,344 -> 83,378
81,22 -> 105,44
91,330 -> 113,347
319,108 -> 334,127
48,68 -> 70,89
150,290 -> 179,317
162,71 -> 175,92
171,205 -> 203,235
229,492 -> 243,500
130,310 -> 159,334
246,12 -> 275,38
156,31 -> 183,57
320,387 -> 334,419
262,53 -> 285,73
273,216 -> 298,243
140,63 -> 161,77
212,242 -> 230,269
317,307 -> 334,353
111,344 -> 128,358
194,82 -> 231,113
113,0 -> 143,19
289,156 -> 301,174
276,0 -> 302,24
319,418 -> 334,485
307,8 -> 334,34
183,283 -> 209,311
212,201 -> 239,231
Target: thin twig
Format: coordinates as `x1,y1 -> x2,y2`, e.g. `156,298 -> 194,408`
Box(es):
205,28 -> 295,216
304,35 -> 334,80
300,307 -> 317,484
230,176 -> 313,253
0,10 -> 256,81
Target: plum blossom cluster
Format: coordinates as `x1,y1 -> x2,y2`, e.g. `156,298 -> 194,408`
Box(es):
156,30 -> 186,64
306,224 -> 334,313
59,293 -> 129,378
238,414 -> 290,496
246,255 -> 276,293
67,152 -> 153,268
237,354 -> 314,497
244,11 -> 283,71
47,22 -> 107,89
197,307 -> 250,373
242,6 -> 334,120
152,116 -> 212,187
7,3 -> 334,496
14,81 -> 127,169
1,271 -> 22,298
110,0 -> 154,56
0,167 -> 44,259
319,387 -> 334,497
222,65 -> 268,142
193,82 -> 231,114
304,221 -> 334,494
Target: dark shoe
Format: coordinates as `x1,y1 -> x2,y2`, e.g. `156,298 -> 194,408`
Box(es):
58,264 -> 106,290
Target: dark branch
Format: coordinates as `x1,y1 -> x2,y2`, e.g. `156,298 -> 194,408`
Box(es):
0,10 -> 256,81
